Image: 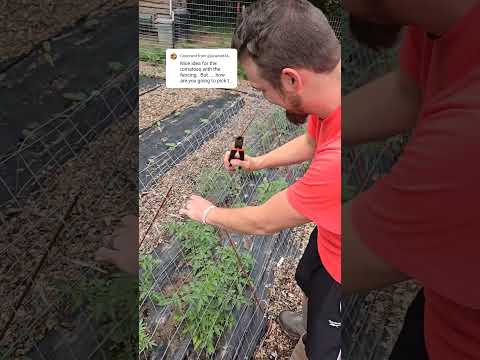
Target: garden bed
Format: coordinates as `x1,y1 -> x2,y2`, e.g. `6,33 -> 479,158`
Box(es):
139,94 -> 244,191
0,25 -> 138,355
139,96 -> 275,252
0,114 -> 137,359
1,0 -> 135,67
0,6 -> 137,162
139,99 -> 308,359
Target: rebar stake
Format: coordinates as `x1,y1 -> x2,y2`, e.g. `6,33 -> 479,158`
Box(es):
140,184 -> 174,248
221,230 -> 266,313
0,193 -> 80,343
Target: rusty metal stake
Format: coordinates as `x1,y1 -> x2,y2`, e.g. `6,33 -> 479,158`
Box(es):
220,230 -> 265,312
0,193 -> 80,342
140,184 -> 173,248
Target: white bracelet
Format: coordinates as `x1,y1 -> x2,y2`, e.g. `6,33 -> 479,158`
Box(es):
202,205 -> 216,225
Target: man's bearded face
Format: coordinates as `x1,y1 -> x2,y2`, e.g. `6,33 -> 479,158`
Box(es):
284,93 -> 308,125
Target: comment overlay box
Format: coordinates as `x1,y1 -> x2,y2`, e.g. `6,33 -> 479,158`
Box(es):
166,49 -> 238,89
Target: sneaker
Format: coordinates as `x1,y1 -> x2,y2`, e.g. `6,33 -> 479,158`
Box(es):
278,310 -> 306,339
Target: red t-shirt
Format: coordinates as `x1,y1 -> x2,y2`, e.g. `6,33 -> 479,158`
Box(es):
351,3 -> 480,359
287,107 -> 341,284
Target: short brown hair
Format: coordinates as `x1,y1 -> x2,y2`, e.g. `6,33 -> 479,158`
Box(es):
232,0 -> 340,89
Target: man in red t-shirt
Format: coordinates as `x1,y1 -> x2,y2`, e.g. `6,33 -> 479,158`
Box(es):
179,1 -> 341,359
343,0 -> 480,359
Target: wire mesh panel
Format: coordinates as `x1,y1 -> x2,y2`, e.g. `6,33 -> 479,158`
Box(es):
138,102 -> 309,359
341,12 -> 420,360
140,1 -> 343,49
0,66 -> 137,211
139,96 -> 245,191
0,63 -> 139,359
140,0 -> 254,48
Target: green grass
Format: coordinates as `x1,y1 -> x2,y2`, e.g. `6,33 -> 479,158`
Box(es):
139,47 -> 166,64
175,24 -> 233,49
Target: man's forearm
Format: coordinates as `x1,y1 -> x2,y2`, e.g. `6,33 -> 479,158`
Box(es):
255,133 -> 315,170
343,69 -> 421,146
207,206 -> 271,235
205,190 -> 309,235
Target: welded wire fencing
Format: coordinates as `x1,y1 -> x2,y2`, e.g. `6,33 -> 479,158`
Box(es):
0,63 -> 139,359
140,0 -> 256,48
139,0 -> 343,66
138,102 -> 309,359
139,96 -> 246,192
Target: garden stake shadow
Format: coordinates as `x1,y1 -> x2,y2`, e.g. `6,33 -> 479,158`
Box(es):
220,229 -> 266,313
0,193 -> 80,343
140,184 -> 173,248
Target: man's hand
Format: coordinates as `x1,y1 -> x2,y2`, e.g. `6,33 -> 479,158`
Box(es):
223,151 -> 258,172
223,134 -> 315,173
95,215 -> 139,275
179,195 -> 215,223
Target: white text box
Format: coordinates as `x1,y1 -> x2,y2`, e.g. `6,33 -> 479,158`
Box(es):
166,49 -> 238,89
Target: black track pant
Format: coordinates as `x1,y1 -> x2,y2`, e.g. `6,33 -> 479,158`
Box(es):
295,227 -> 342,360
390,289 -> 429,359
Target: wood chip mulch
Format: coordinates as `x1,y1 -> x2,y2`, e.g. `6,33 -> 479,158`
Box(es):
139,79 -> 257,130
254,224 -> 314,360
139,86 -> 225,130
